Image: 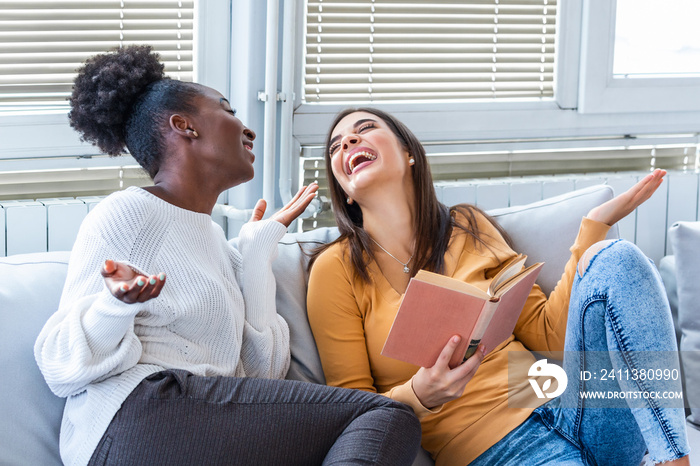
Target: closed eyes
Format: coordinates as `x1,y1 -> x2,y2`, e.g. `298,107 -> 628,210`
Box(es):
329,122 -> 376,156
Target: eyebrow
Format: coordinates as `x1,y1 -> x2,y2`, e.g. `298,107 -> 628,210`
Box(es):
329,118 -> 377,148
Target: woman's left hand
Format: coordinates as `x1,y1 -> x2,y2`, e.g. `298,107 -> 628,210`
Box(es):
249,182 -> 319,228
586,169 -> 666,226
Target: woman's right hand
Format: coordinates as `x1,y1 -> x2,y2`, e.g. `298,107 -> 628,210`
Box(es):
586,169 -> 666,226
249,182 -> 319,228
411,336 -> 486,409
101,259 -> 166,304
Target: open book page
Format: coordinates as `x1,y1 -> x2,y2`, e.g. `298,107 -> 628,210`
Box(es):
492,262 -> 544,298
488,254 -> 528,296
413,269 -> 489,300
477,262 -> 544,354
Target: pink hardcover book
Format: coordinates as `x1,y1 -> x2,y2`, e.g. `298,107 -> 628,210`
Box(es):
381,257 -> 543,368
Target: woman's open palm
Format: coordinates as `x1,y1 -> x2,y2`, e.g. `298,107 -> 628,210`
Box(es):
249,182 -> 319,227
101,259 -> 166,304
587,169 -> 666,226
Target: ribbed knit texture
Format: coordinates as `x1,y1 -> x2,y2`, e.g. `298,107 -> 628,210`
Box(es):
34,187 -> 289,466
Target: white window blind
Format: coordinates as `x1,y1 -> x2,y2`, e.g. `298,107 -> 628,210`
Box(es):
304,0 -> 557,103
0,0 -> 195,112
0,160 -> 151,201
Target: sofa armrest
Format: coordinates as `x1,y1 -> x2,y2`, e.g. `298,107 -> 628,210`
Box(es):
669,221 -> 700,427
0,252 -> 70,466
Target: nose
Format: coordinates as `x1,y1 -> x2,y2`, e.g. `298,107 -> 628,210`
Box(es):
244,127 -> 256,141
341,134 -> 360,152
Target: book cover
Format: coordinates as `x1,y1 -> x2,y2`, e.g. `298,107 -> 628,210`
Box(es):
381,262 -> 543,368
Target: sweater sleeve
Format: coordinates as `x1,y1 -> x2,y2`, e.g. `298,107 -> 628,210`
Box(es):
233,219 -> 290,379
513,217 -> 611,352
307,247 -> 439,419
34,229 -> 148,398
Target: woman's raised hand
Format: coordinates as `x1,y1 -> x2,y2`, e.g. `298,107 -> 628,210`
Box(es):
411,336 -> 485,409
101,259 -> 166,304
587,169 -> 666,226
249,182 -> 319,228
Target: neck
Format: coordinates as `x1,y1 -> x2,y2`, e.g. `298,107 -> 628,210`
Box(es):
145,156 -> 229,215
361,195 -> 416,260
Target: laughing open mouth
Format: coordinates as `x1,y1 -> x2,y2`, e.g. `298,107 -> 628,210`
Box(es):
346,150 -> 377,174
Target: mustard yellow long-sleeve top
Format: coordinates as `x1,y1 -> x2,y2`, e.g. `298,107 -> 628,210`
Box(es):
307,212 -> 610,465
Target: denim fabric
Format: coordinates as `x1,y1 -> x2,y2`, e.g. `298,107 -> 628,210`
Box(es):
88,370 -> 421,466
472,240 -> 690,466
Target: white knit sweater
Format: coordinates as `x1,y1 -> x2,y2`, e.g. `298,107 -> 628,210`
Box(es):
34,187 -> 290,466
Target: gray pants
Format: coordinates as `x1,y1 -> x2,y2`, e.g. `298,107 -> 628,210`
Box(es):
88,370 -> 422,465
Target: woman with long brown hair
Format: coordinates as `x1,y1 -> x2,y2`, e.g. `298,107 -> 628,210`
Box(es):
307,107 -> 690,465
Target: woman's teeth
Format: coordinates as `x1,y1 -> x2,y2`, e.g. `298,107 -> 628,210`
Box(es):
348,151 -> 377,173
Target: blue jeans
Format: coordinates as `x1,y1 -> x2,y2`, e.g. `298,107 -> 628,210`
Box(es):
472,240 -> 690,465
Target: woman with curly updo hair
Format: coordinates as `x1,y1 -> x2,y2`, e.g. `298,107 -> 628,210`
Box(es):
34,46 -> 421,466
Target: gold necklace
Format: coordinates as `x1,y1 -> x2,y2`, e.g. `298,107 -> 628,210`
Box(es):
369,237 -> 413,274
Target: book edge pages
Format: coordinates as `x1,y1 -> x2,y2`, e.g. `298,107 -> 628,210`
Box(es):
487,254 -> 528,296
492,261 -> 544,298
414,269 -> 489,300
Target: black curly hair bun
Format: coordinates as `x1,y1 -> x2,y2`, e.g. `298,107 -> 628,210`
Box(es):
69,45 -> 165,156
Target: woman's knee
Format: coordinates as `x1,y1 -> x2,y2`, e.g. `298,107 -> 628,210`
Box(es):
577,239 -> 619,277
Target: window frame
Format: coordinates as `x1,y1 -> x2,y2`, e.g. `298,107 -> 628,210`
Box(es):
0,0 -> 231,162
291,0 -> 700,147
578,0 -> 700,114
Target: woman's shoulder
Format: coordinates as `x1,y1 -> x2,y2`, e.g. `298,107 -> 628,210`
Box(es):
451,204 -> 506,237
90,187 -> 154,216
309,237 -> 355,279
80,187 -> 160,237
450,204 -> 514,258
313,237 -> 351,266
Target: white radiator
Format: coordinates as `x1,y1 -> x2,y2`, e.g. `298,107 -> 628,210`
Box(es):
2,171 -> 698,262
0,197 -> 103,257
0,196 -> 231,257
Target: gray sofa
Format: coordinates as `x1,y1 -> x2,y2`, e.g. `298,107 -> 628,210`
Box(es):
1,185 -> 697,465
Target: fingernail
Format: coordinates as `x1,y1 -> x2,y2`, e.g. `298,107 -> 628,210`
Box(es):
452,336 -> 460,343
149,278 -> 157,285
159,273 -> 166,281
480,346 -> 487,356
120,284 -> 128,292
137,279 -> 145,286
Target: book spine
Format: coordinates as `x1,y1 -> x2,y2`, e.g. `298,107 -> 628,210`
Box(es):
462,300 -> 499,361
463,340 -> 481,361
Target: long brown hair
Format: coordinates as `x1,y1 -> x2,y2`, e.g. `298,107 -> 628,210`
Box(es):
310,107 -> 510,283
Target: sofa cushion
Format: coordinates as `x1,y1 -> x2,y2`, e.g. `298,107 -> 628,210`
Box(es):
0,251 -> 69,466
487,184 -> 618,295
275,227 -> 339,384
668,221 -> 700,426
659,255 -> 681,340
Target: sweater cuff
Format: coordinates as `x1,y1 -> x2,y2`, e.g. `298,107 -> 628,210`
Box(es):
384,378 -> 443,420
574,217 -> 612,252
81,290 -> 143,352
237,219 -> 287,258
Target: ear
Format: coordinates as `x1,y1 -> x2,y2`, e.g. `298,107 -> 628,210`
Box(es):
169,114 -> 197,139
